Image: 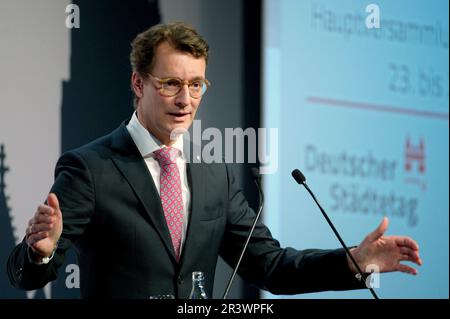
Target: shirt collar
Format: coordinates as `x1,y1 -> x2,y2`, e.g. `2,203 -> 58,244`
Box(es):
126,112 -> 184,159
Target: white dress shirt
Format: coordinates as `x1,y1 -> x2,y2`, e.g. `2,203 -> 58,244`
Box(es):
126,112 -> 191,253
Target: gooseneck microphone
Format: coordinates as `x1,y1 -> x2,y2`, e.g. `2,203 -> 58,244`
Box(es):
222,167 -> 264,299
291,169 -> 379,299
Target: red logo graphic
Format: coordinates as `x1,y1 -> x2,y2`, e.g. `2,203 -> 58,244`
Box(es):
404,137 -> 426,192
405,137 -> 425,174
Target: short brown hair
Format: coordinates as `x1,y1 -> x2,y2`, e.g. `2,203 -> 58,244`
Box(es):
130,22 -> 209,108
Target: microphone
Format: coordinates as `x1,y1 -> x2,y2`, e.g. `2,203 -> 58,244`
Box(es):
291,169 -> 379,299
222,167 -> 264,299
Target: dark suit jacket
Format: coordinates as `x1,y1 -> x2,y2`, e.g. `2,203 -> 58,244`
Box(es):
8,122 -> 364,298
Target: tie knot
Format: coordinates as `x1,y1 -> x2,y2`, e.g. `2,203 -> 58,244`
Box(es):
153,147 -> 179,166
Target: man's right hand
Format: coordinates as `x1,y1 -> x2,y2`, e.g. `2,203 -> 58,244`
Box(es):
25,193 -> 63,259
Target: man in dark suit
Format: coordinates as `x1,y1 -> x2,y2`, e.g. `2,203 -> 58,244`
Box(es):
7,22 -> 422,298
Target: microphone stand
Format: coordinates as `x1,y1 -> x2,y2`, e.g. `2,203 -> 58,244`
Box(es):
222,168 -> 264,299
292,169 -> 379,299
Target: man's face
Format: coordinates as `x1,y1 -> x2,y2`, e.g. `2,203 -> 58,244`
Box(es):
135,41 -> 206,145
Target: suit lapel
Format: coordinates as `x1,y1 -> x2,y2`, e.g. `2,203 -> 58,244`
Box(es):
109,124 -> 177,261
180,161 -> 205,263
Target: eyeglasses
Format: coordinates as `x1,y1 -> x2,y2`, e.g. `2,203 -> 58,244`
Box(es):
148,73 -> 211,98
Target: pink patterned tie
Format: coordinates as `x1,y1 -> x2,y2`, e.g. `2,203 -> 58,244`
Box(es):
153,147 -> 184,261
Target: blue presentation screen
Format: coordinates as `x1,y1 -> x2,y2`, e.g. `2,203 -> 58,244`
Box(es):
262,0 -> 448,298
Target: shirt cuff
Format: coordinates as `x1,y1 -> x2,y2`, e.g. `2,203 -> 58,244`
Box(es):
27,244 -> 57,265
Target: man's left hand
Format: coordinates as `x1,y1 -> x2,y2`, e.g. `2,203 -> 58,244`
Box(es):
348,217 -> 422,275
